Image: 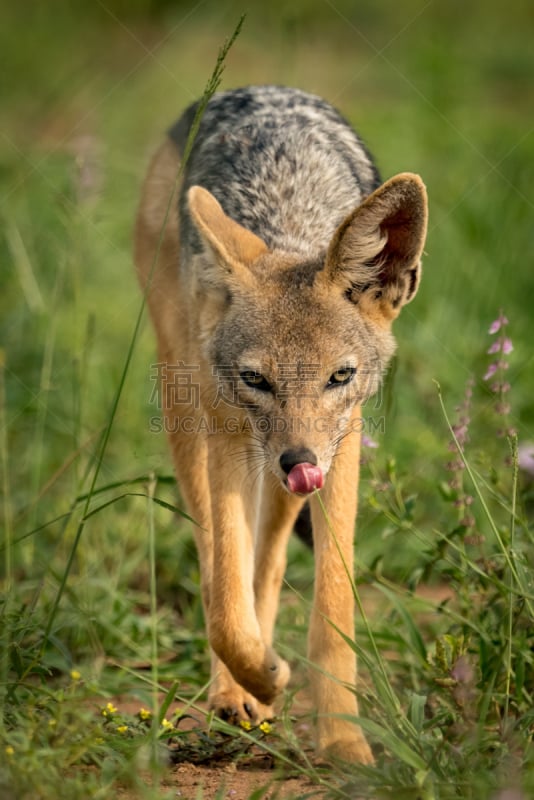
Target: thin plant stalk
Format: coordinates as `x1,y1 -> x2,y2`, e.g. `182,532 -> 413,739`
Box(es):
0,351 -> 11,591
147,473 -> 160,773
27,259 -> 64,567
503,434 -> 519,729
40,15 -> 245,653
436,382 -> 533,616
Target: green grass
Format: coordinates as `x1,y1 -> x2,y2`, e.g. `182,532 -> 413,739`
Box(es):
1,1 -> 534,797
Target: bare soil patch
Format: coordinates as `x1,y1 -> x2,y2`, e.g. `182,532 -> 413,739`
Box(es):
106,584 -> 453,798
105,694 -> 322,799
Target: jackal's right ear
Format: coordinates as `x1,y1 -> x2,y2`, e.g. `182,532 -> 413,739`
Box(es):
188,186 -> 268,283
325,173 -> 428,321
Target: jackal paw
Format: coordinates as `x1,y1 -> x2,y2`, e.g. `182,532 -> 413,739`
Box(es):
254,649 -> 290,705
210,638 -> 290,706
209,689 -> 274,726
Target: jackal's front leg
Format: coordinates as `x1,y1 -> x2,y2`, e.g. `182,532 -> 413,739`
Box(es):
206,439 -> 290,706
309,418 -> 374,764
209,653 -> 275,724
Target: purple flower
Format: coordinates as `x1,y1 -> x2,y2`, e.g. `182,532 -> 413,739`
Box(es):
449,378 -> 474,449
491,381 -> 510,394
451,654 -> 474,684
445,378 -> 477,533
485,312 -> 516,446
452,424 -> 469,446
362,434 -> 379,449
502,337 -> 513,354
486,338 -> 512,356
484,364 -> 498,381
488,312 -> 509,335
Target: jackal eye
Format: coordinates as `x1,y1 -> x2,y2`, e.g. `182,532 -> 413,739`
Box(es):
326,366 -> 357,388
240,371 -> 272,392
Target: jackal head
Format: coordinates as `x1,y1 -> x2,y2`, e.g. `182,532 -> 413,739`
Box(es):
188,174 -> 427,495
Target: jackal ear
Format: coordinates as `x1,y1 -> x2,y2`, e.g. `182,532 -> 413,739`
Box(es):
188,186 -> 268,278
325,173 -> 428,319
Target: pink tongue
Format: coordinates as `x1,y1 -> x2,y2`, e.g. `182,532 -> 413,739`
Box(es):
287,462 -> 324,495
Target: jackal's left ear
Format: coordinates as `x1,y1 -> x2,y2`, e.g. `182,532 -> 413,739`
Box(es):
188,186 -> 268,281
325,173 -> 428,319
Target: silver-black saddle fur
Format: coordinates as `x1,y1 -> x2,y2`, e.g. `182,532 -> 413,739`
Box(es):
168,85 -> 381,264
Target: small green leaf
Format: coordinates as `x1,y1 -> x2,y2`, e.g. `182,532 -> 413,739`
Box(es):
408,693 -> 427,734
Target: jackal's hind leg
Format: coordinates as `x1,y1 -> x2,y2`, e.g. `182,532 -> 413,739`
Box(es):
254,481 -> 305,646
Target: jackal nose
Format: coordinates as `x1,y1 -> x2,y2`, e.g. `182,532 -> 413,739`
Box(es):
279,448 -> 318,475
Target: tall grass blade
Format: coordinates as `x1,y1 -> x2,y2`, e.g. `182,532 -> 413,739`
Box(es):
0,350 -> 12,588
40,16 -> 245,653
347,716 -> 428,772
373,582 -> 427,662
0,349 -> 13,726
5,220 -> 44,312
147,472 -> 160,775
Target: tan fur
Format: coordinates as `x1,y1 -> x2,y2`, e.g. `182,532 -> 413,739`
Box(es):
189,186 -> 268,268
134,138 -> 427,763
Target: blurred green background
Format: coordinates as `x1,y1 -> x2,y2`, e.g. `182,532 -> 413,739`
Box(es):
1,0 -> 533,590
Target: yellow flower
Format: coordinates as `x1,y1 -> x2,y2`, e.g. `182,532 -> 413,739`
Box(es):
116,725 -> 128,735
161,718 -> 174,731
70,670 -> 81,681
138,708 -> 152,721
259,721 -> 272,734
101,702 -> 118,717
239,720 -> 252,731
5,746 -> 14,757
